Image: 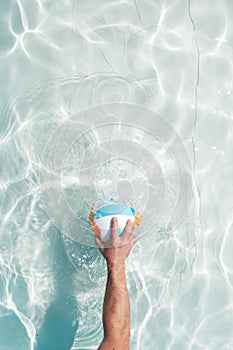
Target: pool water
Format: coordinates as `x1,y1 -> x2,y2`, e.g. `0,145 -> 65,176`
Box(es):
1,0 -> 233,349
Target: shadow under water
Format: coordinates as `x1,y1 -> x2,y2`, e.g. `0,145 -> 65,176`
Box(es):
35,231 -> 79,350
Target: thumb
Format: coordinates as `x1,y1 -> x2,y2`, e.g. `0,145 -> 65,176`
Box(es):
94,235 -> 104,254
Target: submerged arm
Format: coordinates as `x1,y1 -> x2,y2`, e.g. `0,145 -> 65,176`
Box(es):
98,263 -> 130,349
95,218 -> 138,350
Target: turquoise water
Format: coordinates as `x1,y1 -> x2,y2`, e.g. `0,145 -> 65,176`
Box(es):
1,0 -> 233,349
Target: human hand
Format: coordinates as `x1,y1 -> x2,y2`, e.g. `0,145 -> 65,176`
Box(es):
94,217 -> 139,267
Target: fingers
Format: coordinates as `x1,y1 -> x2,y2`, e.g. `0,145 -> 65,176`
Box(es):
121,219 -> 139,248
129,223 -> 139,240
94,235 -> 104,254
129,225 -> 139,244
121,219 -> 133,239
111,217 -> 118,242
95,217 -> 139,251
130,235 -> 139,247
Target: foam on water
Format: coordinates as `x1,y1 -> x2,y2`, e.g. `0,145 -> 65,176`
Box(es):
1,0 -> 233,349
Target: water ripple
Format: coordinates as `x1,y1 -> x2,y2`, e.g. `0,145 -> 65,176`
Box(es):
1,0 -> 233,349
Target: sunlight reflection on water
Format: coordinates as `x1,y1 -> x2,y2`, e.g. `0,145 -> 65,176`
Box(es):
0,0 -> 233,349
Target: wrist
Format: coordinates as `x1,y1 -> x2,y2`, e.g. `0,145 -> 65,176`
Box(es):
107,261 -> 126,272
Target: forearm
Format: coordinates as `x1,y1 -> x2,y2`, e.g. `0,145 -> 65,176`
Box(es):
102,263 -> 130,343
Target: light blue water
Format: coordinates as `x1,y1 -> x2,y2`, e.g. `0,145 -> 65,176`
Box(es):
1,0 -> 233,349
